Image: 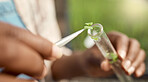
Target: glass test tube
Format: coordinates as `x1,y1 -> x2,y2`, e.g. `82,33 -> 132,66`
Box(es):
88,24 -> 133,82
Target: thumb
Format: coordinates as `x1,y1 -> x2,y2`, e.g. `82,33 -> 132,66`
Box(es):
47,44 -> 63,60
101,60 -> 112,71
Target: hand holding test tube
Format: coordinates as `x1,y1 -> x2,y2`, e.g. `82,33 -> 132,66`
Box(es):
53,22 -> 144,82
87,23 -> 133,82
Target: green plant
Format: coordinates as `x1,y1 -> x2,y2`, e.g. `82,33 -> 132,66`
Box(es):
108,53 -> 118,64
84,22 -> 93,29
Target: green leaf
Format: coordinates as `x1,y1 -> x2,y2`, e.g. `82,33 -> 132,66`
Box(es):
91,36 -> 99,41
106,53 -> 118,64
109,53 -> 118,64
84,26 -> 93,30
85,22 -> 93,26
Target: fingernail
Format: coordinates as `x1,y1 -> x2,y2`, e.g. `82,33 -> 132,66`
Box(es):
128,66 -> 135,75
51,45 -> 62,59
101,60 -> 111,71
123,60 -> 131,70
118,50 -> 126,59
34,66 -> 47,79
136,70 -> 142,77
42,66 -> 47,77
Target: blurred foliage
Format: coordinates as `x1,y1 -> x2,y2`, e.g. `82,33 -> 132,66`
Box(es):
67,0 -> 148,56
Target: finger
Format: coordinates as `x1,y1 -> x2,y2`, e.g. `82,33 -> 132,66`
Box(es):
0,22 -> 62,60
101,60 -> 111,71
0,73 -> 37,82
122,39 -> 140,71
2,65 -> 47,80
115,34 -> 129,60
135,63 -> 145,77
127,49 -> 146,75
0,37 -> 45,79
107,31 -> 127,45
107,31 -> 129,60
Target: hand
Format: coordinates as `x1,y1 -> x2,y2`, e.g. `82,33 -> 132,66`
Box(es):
108,31 -> 146,77
81,31 -> 146,78
0,22 -> 62,81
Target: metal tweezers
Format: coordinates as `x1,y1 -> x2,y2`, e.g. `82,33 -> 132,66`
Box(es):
55,29 -> 84,47
38,29 -> 84,82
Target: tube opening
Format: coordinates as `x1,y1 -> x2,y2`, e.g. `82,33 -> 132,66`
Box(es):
88,23 -> 104,41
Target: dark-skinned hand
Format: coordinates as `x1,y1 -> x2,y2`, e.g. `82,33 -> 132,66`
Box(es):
80,31 -> 145,78
0,22 -> 62,82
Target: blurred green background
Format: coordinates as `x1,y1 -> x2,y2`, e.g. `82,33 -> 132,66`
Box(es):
67,0 -> 148,56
